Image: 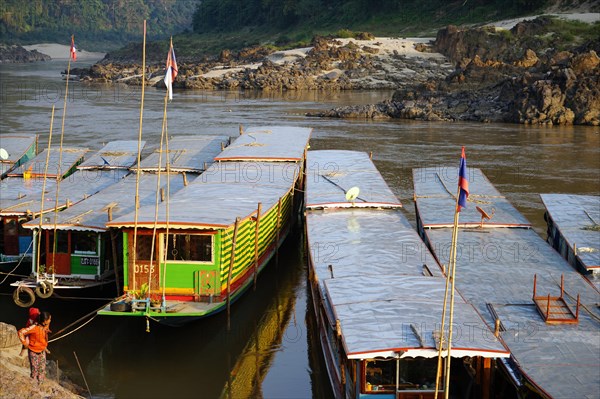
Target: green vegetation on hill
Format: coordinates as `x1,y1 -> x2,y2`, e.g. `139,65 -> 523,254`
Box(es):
193,0 -> 548,37
0,0 -> 197,51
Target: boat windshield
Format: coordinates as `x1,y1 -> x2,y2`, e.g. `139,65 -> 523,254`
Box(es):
364,358 -> 440,392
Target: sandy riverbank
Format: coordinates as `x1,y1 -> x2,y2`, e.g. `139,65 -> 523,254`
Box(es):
23,43 -> 105,61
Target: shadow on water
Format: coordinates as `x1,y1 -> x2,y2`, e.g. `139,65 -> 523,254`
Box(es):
11,229 -> 319,399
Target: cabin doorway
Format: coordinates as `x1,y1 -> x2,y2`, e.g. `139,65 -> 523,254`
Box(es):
128,233 -> 160,293
47,230 -> 70,274
2,217 -> 19,255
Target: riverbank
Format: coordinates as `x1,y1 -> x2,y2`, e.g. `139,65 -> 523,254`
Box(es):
0,322 -> 84,399
0,44 -> 51,63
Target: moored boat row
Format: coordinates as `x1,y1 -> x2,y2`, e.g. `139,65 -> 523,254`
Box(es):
305,150 -> 510,399
413,167 -> 600,399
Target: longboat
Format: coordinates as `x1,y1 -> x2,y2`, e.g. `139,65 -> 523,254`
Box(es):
0,146 -> 87,272
305,150 -> 509,399
0,134 -> 37,179
10,137 -> 228,305
98,126 -> 311,325
413,167 -> 600,399
7,142 -> 139,303
541,194 -> 600,286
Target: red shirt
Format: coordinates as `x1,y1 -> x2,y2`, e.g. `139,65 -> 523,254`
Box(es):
18,324 -> 49,353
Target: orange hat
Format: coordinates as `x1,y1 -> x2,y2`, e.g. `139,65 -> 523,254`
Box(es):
28,307 -> 40,318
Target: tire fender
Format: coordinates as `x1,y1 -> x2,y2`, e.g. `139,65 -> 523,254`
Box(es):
13,286 -> 35,308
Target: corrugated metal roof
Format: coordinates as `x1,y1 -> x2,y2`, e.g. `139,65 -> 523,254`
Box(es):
214,126 -> 311,162
306,210 -> 508,359
78,140 -> 144,170
306,150 -> 402,209
415,171 -> 600,399
413,167 -> 530,228
23,173 -> 197,231
8,147 -> 88,179
0,134 -> 37,176
108,161 -> 300,229
540,194 -> 600,271
326,275 -> 509,359
0,177 -> 56,215
1,169 -> 128,216
136,135 -> 229,173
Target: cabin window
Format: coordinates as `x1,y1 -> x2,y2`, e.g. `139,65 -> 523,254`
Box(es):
364,357 -> 440,392
165,234 -> 212,263
72,231 -> 97,254
135,235 -> 156,261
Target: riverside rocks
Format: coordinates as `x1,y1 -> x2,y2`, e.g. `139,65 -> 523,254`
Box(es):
0,322 -> 84,399
0,44 -> 51,63
74,36 -> 453,92
311,18 -> 600,125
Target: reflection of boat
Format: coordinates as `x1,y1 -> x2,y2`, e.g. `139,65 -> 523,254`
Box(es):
414,167 -> 600,399
306,151 -> 509,399
7,142 -> 136,303
541,194 -> 600,285
220,250 -> 297,399
98,126 -> 311,325
0,134 -> 37,178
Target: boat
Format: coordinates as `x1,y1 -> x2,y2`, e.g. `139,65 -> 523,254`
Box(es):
0,134 -> 38,179
305,150 -> 509,399
7,141 -> 140,304
413,167 -> 600,399
98,126 -> 311,325
0,146 -> 88,275
541,194 -> 599,280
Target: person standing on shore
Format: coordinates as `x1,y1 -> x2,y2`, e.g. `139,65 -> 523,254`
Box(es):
19,307 -> 40,356
18,311 -> 52,384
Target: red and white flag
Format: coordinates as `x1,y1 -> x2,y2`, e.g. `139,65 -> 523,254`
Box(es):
70,35 -> 77,61
164,40 -> 178,100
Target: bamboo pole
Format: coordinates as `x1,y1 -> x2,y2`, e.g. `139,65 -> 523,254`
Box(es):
227,217 -> 240,331
276,197 -> 281,267
131,20 -> 147,293
35,106 -> 55,283
48,35 -> 75,279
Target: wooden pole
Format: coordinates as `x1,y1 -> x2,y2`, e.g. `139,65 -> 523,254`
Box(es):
111,231 -> 121,295
131,19 -> 147,293
227,217 -> 240,331
253,203 -> 262,290
36,106 -> 55,283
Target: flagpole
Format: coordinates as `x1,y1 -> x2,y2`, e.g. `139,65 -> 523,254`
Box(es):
132,20 -> 147,295
444,195 -> 461,399
49,35 -> 74,280
434,148 -> 468,398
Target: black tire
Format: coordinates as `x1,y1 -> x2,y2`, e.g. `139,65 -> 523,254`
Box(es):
110,301 -> 131,312
35,281 -> 54,299
13,287 -> 35,308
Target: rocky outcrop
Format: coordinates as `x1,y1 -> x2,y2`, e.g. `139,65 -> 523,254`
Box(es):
0,44 -> 51,63
0,322 -> 84,399
312,18 -> 600,126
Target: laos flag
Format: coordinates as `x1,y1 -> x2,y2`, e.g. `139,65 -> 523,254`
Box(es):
457,147 -> 469,212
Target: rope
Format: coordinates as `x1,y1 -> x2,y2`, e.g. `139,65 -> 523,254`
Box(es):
0,239 -> 34,285
48,300 -> 110,342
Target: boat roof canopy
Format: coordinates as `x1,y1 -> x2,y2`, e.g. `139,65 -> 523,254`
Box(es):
135,135 -> 229,173
214,126 -> 311,162
413,167 -> 531,228
108,161 -> 300,229
2,169 -> 128,217
78,140 -> 144,170
0,134 -> 37,176
7,147 -> 88,179
325,275 -> 509,360
540,193 -> 600,271
23,173 -> 196,231
306,150 -> 402,209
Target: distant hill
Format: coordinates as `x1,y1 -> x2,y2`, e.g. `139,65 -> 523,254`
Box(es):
0,0 -> 197,51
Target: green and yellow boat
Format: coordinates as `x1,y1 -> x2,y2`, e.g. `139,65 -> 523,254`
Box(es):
99,126 -> 311,325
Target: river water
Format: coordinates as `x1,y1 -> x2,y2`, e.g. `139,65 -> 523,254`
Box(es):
0,59 -> 598,399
